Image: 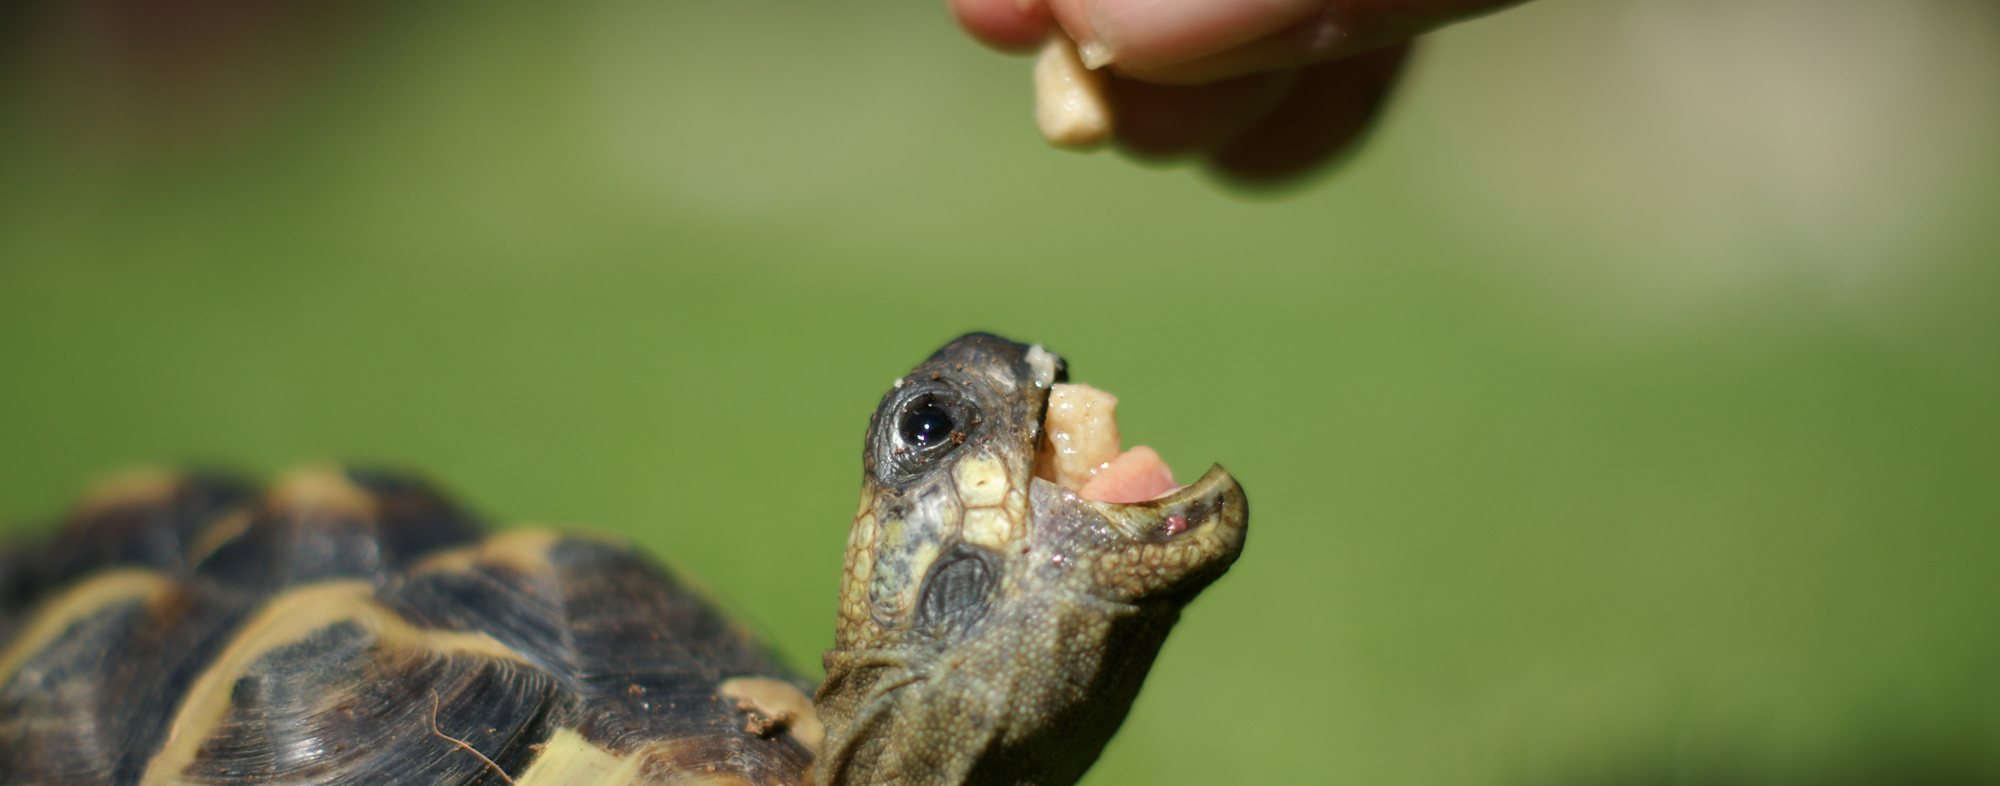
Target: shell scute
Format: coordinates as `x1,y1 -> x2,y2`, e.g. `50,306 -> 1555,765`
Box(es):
0,570 -> 253,785
3,469 -> 816,786
168,621 -> 564,786
0,471 -> 252,636
384,532 -> 817,785
193,467 -> 482,593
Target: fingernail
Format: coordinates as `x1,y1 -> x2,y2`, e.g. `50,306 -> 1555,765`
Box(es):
1046,0 -> 1122,68
1082,0 -> 1320,69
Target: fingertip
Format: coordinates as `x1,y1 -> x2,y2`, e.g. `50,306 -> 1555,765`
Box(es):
950,0 -> 1055,53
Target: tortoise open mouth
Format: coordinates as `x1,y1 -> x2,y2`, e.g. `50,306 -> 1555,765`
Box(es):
1024,362 -> 1244,551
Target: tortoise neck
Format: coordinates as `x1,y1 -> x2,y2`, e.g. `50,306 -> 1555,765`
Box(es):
812,648 -> 970,786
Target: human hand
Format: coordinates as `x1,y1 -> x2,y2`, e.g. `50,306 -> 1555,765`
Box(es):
952,0 -> 1522,185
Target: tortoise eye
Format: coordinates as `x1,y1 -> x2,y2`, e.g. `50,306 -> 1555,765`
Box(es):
899,405 -> 955,447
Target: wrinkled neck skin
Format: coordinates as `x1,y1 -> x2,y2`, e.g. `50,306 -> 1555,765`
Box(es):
809,334 -> 1247,786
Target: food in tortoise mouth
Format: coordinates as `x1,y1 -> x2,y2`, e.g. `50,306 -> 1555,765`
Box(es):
1036,382 -> 1182,503
0,333 -> 1247,786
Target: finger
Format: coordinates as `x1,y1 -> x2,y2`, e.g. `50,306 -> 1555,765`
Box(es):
1111,9 -> 1360,85
1107,70 -> 1299,161
1047,0 -> 1321,72
1207,42 -> 1412,186
951,0 -> 1054,53
1053,0 -> 1508,80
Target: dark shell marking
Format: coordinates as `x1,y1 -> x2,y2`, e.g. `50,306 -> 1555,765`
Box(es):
0,468 -> 815,786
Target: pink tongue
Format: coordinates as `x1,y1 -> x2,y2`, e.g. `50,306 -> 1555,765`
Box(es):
1079,446 -> 1181,503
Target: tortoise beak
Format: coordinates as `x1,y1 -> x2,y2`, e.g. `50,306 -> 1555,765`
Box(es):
1027,465 -> 1248,602
1074,464 -> 1247,546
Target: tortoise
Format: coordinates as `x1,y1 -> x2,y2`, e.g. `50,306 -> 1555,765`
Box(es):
0,333 -> 1247,786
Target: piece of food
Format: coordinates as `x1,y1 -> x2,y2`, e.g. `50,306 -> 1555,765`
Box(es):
1034,32 -> 1114,150
1040,382 -> 1123,489
1037,382 -> 1182,503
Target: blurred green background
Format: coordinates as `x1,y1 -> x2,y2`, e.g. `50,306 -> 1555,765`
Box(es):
3,0 -> 1997,784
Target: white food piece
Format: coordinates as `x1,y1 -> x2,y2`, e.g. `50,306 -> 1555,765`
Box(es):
1041,383 -> 1121,491
1034,33 -> 1113,151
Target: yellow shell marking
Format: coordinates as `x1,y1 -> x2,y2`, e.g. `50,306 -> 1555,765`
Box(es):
180,509 -> 252,567
267,465 -> 379,517
511,728 -> 645,786
510,729 -> 777,786
411,528 -> 562,577
142,580 -> 529,786
0,569 -> 174,688
72,468 -> 181,518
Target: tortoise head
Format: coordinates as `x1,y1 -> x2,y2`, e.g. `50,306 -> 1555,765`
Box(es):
813,333 -> 1248,786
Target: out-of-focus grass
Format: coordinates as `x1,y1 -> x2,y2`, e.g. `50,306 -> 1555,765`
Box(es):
1,0 -> 1996,785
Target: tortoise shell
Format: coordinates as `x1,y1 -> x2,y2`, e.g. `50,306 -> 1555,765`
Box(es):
0,467 -> 819,786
